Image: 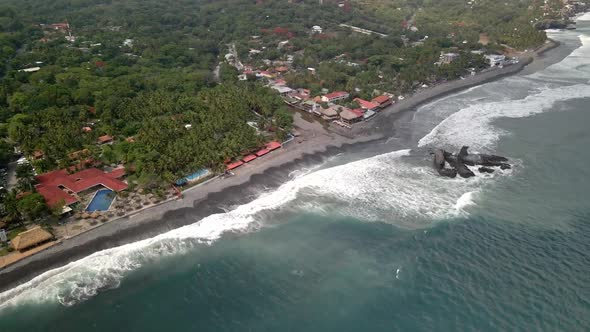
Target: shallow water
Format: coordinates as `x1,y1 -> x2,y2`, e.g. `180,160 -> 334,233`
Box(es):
1,20 -> 590,332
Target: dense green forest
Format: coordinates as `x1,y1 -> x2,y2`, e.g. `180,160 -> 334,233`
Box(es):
0,0 -> 547,184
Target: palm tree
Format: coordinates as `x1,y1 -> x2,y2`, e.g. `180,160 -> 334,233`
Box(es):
16,163 -> 36,192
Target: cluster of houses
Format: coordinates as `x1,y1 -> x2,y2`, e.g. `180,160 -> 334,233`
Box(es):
437,50 -> 514,68
274,82 -> 393,128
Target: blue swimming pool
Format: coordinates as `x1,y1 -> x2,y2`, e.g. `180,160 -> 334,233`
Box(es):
86,189 -> 116,212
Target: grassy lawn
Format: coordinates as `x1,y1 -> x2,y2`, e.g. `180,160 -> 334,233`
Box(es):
7,226 -> 26,240
0,246 -> 11,257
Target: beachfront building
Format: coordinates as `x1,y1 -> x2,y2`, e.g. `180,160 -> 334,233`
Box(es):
320,105 -> 340,120
371,95 -> 393,108
288,88 -> 311,101
339,108 -> 363,125
353,98 -> 380,112
35,167 -> 127,209
11,227 -> 53,252
300,100 -> 319,113
485,54 -> 506,67
226,141 -> 282,172
321,91 -> 349,103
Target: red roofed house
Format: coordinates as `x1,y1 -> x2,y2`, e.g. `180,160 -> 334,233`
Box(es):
353,98 -> 379,112
257,71 -> 274,79
321,91 -> 349,103
275,66 -> 289,73
48,22 -> 69,31
371,95 -> 393,108
82,126 -> 92,132
98,135 -> 113,145
35,167 -> 127,207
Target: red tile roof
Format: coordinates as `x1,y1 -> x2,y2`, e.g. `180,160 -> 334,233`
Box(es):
82,126 -> 92,132
35,167 -> 127,207
354,98 -> 379,110
98,135 -> 113,144
350,108 -> 365,117
226,161 -> 244,171
324,91 -> 349,100
242,154 -> 257,163
265,141 -> 281,151
372,95 -> 391,105
255,149 -> 270,157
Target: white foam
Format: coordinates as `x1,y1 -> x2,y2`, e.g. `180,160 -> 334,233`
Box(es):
418,83 -> 590,150
0,149 -> 416,308
454,191 -> 477,214
575,12 -> 590,21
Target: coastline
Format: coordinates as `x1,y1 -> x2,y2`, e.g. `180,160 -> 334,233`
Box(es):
0,38 -> 562,293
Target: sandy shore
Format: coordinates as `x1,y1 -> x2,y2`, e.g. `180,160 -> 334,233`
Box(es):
0,113 -> 382,291
0,38 -> 561,292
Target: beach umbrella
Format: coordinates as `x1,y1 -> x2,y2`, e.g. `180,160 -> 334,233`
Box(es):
90,212 -> 99,219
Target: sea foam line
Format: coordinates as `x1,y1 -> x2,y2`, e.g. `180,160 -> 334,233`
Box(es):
0,149 -> 413,309
418,83 -> 590,151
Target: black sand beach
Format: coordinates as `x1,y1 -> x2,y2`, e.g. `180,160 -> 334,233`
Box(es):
0,38 -> 562,293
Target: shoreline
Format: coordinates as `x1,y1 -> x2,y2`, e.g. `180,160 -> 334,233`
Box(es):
0,37 -> 562,294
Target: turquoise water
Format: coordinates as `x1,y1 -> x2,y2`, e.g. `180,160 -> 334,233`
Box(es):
85,189 -> 115,212
1,20 -> 590,332
175,169 -> 210,186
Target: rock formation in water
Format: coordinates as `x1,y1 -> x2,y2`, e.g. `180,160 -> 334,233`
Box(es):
432,149 -> 458,178
433,146 -> 509,178
478,166 -> 495,173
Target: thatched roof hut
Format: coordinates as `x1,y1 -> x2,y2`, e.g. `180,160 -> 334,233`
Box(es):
11,227 -> 53,252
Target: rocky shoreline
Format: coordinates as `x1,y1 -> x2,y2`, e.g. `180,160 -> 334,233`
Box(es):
433,146 -> 510,178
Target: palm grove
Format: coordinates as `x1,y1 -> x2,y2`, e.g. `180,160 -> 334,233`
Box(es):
0,0 -> 548,223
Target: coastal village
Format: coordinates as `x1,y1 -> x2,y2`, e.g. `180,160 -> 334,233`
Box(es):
0,0 -> 587,269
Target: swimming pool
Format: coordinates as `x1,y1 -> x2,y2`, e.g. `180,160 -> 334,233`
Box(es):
86,189 -> 116,212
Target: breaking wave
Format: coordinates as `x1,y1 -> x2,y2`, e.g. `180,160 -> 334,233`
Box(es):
418,83 -> 590,150
2,22 -> 590,310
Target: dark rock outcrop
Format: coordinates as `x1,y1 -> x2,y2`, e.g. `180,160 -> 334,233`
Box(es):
439,168 -> 458,178
456,164 -> 475,178
433,146 -> 510,178
433,149 -> 458,178
478,167 -> 495,173
443,151 -> 458,168
433,149 -> 445,170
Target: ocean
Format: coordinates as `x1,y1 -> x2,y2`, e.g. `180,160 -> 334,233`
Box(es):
1,16 -> 590,332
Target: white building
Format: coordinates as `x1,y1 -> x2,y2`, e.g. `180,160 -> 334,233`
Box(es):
311,25 -> 323,34
485,54 -> 506,67
18,67 -> 41,73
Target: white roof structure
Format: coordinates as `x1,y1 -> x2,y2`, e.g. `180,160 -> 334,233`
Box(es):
272,86 -> 293,94
18,67 -> 41,73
